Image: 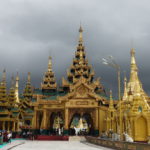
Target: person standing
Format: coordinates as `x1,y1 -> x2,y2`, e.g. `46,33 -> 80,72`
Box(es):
7,132 -> 12,143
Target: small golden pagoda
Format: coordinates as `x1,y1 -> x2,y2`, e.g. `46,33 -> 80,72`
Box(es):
41,56 -> 57,93
19,72 -> 34,127
115,48 -> 150,141
0,70 -> 20,131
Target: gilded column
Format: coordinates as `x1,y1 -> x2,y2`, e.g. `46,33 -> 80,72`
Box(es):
12,122 -> 16,131
2,122 -> 5,130
17,122 -> 19,131
43,109 -> 47,129
8,121 -> 10,131
95,108 -> 99,129
95,108 -> 99,136
33,110 -> 37,129
64,108 -> 69,135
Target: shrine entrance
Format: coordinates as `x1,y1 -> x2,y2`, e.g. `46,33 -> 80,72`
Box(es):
135,116 -> 147,141
69,112 -> 94,136
50,112 -> 64,135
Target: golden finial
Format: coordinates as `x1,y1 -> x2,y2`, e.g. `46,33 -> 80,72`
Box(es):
130,48 -> 135,56
27,72 -> 31,83
2,69 -> 6,82
124,71 -> 127,82
110,90 -> 112,100
78,25 -> 83,45
16,72 -> 19,81
48,56 -> 52,72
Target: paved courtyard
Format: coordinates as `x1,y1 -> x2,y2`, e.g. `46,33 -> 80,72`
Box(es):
1,140 -> 114,150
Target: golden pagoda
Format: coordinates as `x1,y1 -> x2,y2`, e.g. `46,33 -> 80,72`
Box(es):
19,72 -> 34,127
0,70 -> 7,103
115,48 -> 150,141
31,26 -> 106,136
41,56 -> 57,93
0,70 -> 20,131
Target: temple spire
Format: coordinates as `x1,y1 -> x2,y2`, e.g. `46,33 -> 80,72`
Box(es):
130,48 -> 138,82
23,72 -> 33,99
41,57 -> 57,93
2,69 -> 6,82
15,72 -> 19,103
0,69 -> 7,102
48,56 -> 52,72
78,25 -> 83,45
9,75 -> 16,105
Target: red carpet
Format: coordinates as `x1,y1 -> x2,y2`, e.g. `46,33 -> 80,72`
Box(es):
36,135 -> 69,141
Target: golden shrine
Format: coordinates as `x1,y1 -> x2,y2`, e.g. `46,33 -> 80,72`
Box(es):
0,26 -> 150,142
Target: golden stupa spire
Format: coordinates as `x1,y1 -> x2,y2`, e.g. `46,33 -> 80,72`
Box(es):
15,72 -> 19,103
130,48 -> 138,82
48,56 -> 52,72
8,75 -> 16,105
109,90 -> 115,110
41,56 -> 57,92
27,72 -> 31,83
78,25 -> 83,45
23,72 -> 33,99
2,69 -> 6,82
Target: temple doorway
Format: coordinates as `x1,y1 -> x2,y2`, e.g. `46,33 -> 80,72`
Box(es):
135,116 -> 147,141
50,112 -> 63,135
69,113 -> 93,136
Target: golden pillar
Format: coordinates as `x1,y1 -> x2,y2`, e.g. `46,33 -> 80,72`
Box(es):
12,122 -> 16,131
95,108 -> 99,130
2,121 -> 5,130
43,109 -> 47,129
64,108 -> 69,130
17,122 -> 19,131
8,121 -> 10,131
33,110 -> 37,129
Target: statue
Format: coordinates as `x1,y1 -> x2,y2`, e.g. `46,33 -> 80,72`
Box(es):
123,132 -> 133,142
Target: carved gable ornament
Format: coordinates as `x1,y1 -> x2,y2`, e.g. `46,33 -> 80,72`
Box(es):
76,84 -> 89,98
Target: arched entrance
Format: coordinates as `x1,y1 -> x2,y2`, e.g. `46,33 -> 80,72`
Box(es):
135,116 -> 147,141
69,113 -> 81,135
69,113 -> 94,135
82,113 -> 94,135
38,112 -> 43,129
50,112 -> 63,135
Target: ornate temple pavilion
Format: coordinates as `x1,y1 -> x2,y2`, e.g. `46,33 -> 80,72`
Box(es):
0,26 -> 150,142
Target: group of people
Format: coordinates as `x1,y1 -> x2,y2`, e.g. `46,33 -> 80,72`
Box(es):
21,130 -> 35,140
0,131 -> 12,144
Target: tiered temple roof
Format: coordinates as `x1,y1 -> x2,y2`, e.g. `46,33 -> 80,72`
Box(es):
62,26 -> 105,94
23,72 -> 33,99
41,56 -> 57,93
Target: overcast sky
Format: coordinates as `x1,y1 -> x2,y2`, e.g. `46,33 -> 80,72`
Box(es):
0,0 -> 150,98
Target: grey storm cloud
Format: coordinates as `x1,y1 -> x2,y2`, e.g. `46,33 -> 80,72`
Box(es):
0,0 -> 150,98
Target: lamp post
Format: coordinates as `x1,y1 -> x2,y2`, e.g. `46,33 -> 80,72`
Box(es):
102,56 -> 122,140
